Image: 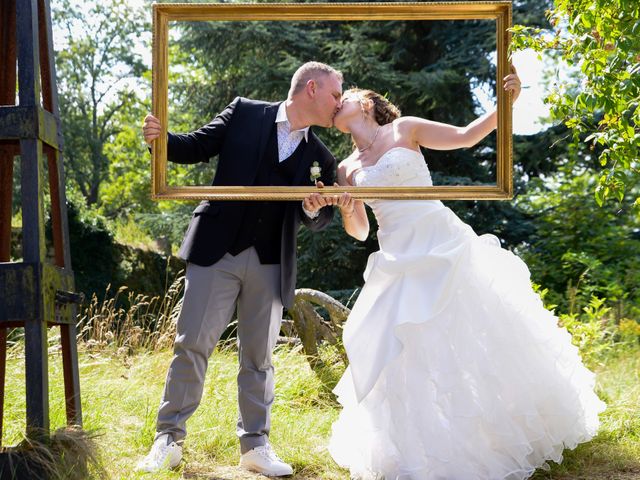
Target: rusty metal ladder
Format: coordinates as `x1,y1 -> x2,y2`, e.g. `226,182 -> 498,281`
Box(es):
0,0 -> 82,476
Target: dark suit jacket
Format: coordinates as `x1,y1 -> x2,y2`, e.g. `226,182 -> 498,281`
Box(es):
166,96 -> 336,308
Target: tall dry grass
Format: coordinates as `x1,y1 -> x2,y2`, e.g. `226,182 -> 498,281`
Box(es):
76,271 -> 184,354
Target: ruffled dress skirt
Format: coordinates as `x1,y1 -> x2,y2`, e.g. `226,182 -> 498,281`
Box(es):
328,197 -> 605,480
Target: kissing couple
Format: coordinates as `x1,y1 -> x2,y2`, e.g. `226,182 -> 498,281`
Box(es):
138,61 -> 604,479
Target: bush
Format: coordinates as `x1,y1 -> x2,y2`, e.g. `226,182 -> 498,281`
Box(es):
44,198 -> 183,305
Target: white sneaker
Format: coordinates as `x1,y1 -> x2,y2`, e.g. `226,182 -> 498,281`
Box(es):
136,433 -> 183,472
239,443 -> 293,476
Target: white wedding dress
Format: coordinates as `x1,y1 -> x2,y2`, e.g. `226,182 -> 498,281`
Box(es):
328,147 -> 605,480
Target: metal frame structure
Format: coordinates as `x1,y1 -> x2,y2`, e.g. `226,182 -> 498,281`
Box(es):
0,0 -> 82,476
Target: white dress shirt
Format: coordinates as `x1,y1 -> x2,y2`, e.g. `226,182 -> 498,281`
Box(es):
276,102 -> 320,219
275,102 -> 309,162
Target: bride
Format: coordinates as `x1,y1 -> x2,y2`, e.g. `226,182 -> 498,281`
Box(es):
326,68 -> 605,480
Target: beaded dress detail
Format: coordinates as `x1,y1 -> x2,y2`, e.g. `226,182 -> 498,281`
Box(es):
328,147 -> 605,480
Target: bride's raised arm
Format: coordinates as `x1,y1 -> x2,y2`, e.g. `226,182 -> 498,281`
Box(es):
400,66 -> 521,151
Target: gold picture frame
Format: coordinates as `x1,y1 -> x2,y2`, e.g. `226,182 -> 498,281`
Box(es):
151,2 -> 513,200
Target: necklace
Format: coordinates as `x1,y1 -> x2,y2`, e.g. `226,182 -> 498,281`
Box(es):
357,125 -> 381,152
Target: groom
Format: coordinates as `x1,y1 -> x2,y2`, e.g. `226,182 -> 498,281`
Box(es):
138,61 -> 343,475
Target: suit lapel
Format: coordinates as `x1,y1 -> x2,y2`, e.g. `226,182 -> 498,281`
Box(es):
257,103 -> 280,164
293,130 -> 317,186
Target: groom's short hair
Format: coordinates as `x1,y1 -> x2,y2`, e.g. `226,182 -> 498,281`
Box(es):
288,61 -> 343,98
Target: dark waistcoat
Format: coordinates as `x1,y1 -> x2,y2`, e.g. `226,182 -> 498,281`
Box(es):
228,125 -> 304,263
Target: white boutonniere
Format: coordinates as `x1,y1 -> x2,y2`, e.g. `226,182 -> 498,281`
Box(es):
310,161 -> 322,184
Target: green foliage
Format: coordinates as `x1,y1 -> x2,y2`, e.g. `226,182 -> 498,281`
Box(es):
510,0 -> 640,205
618,317 -> 640,347
51,194 -> 183,302
63,195 -> 122,298
53,0 -> 148,205
133,209 -> 193,256
558,296 -> 617,367
108,216 -> 156,251
296,213 -> 372,293
99,113 -> 157,219
96,88 -> 200,253
516,169 -> 640,317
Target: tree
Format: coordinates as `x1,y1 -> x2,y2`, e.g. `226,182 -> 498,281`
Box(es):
511,0 -> 640,206
53,0 -> 148,205
515,168 -> 640,318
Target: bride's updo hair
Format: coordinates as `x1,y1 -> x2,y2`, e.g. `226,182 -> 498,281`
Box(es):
347,88 -> 401,125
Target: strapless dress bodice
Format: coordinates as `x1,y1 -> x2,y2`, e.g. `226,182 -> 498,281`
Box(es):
353,146 -> 433,188
352,146 -> 453,238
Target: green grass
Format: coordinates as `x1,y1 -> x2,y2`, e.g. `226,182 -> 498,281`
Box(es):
4,344 -> 640,479
4,344 -> 345,479
532,349 -> 640,480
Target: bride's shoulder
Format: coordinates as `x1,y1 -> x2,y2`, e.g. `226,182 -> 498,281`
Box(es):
392,116 -> 423,129
391,116 -> 437,144
387,117 -> 425,147
389,116 -> 416,136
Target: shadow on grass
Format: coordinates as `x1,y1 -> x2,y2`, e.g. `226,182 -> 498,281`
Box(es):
183,464 -> 340,480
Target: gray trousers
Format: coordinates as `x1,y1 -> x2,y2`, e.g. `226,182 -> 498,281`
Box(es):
155,247 -> 283,453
